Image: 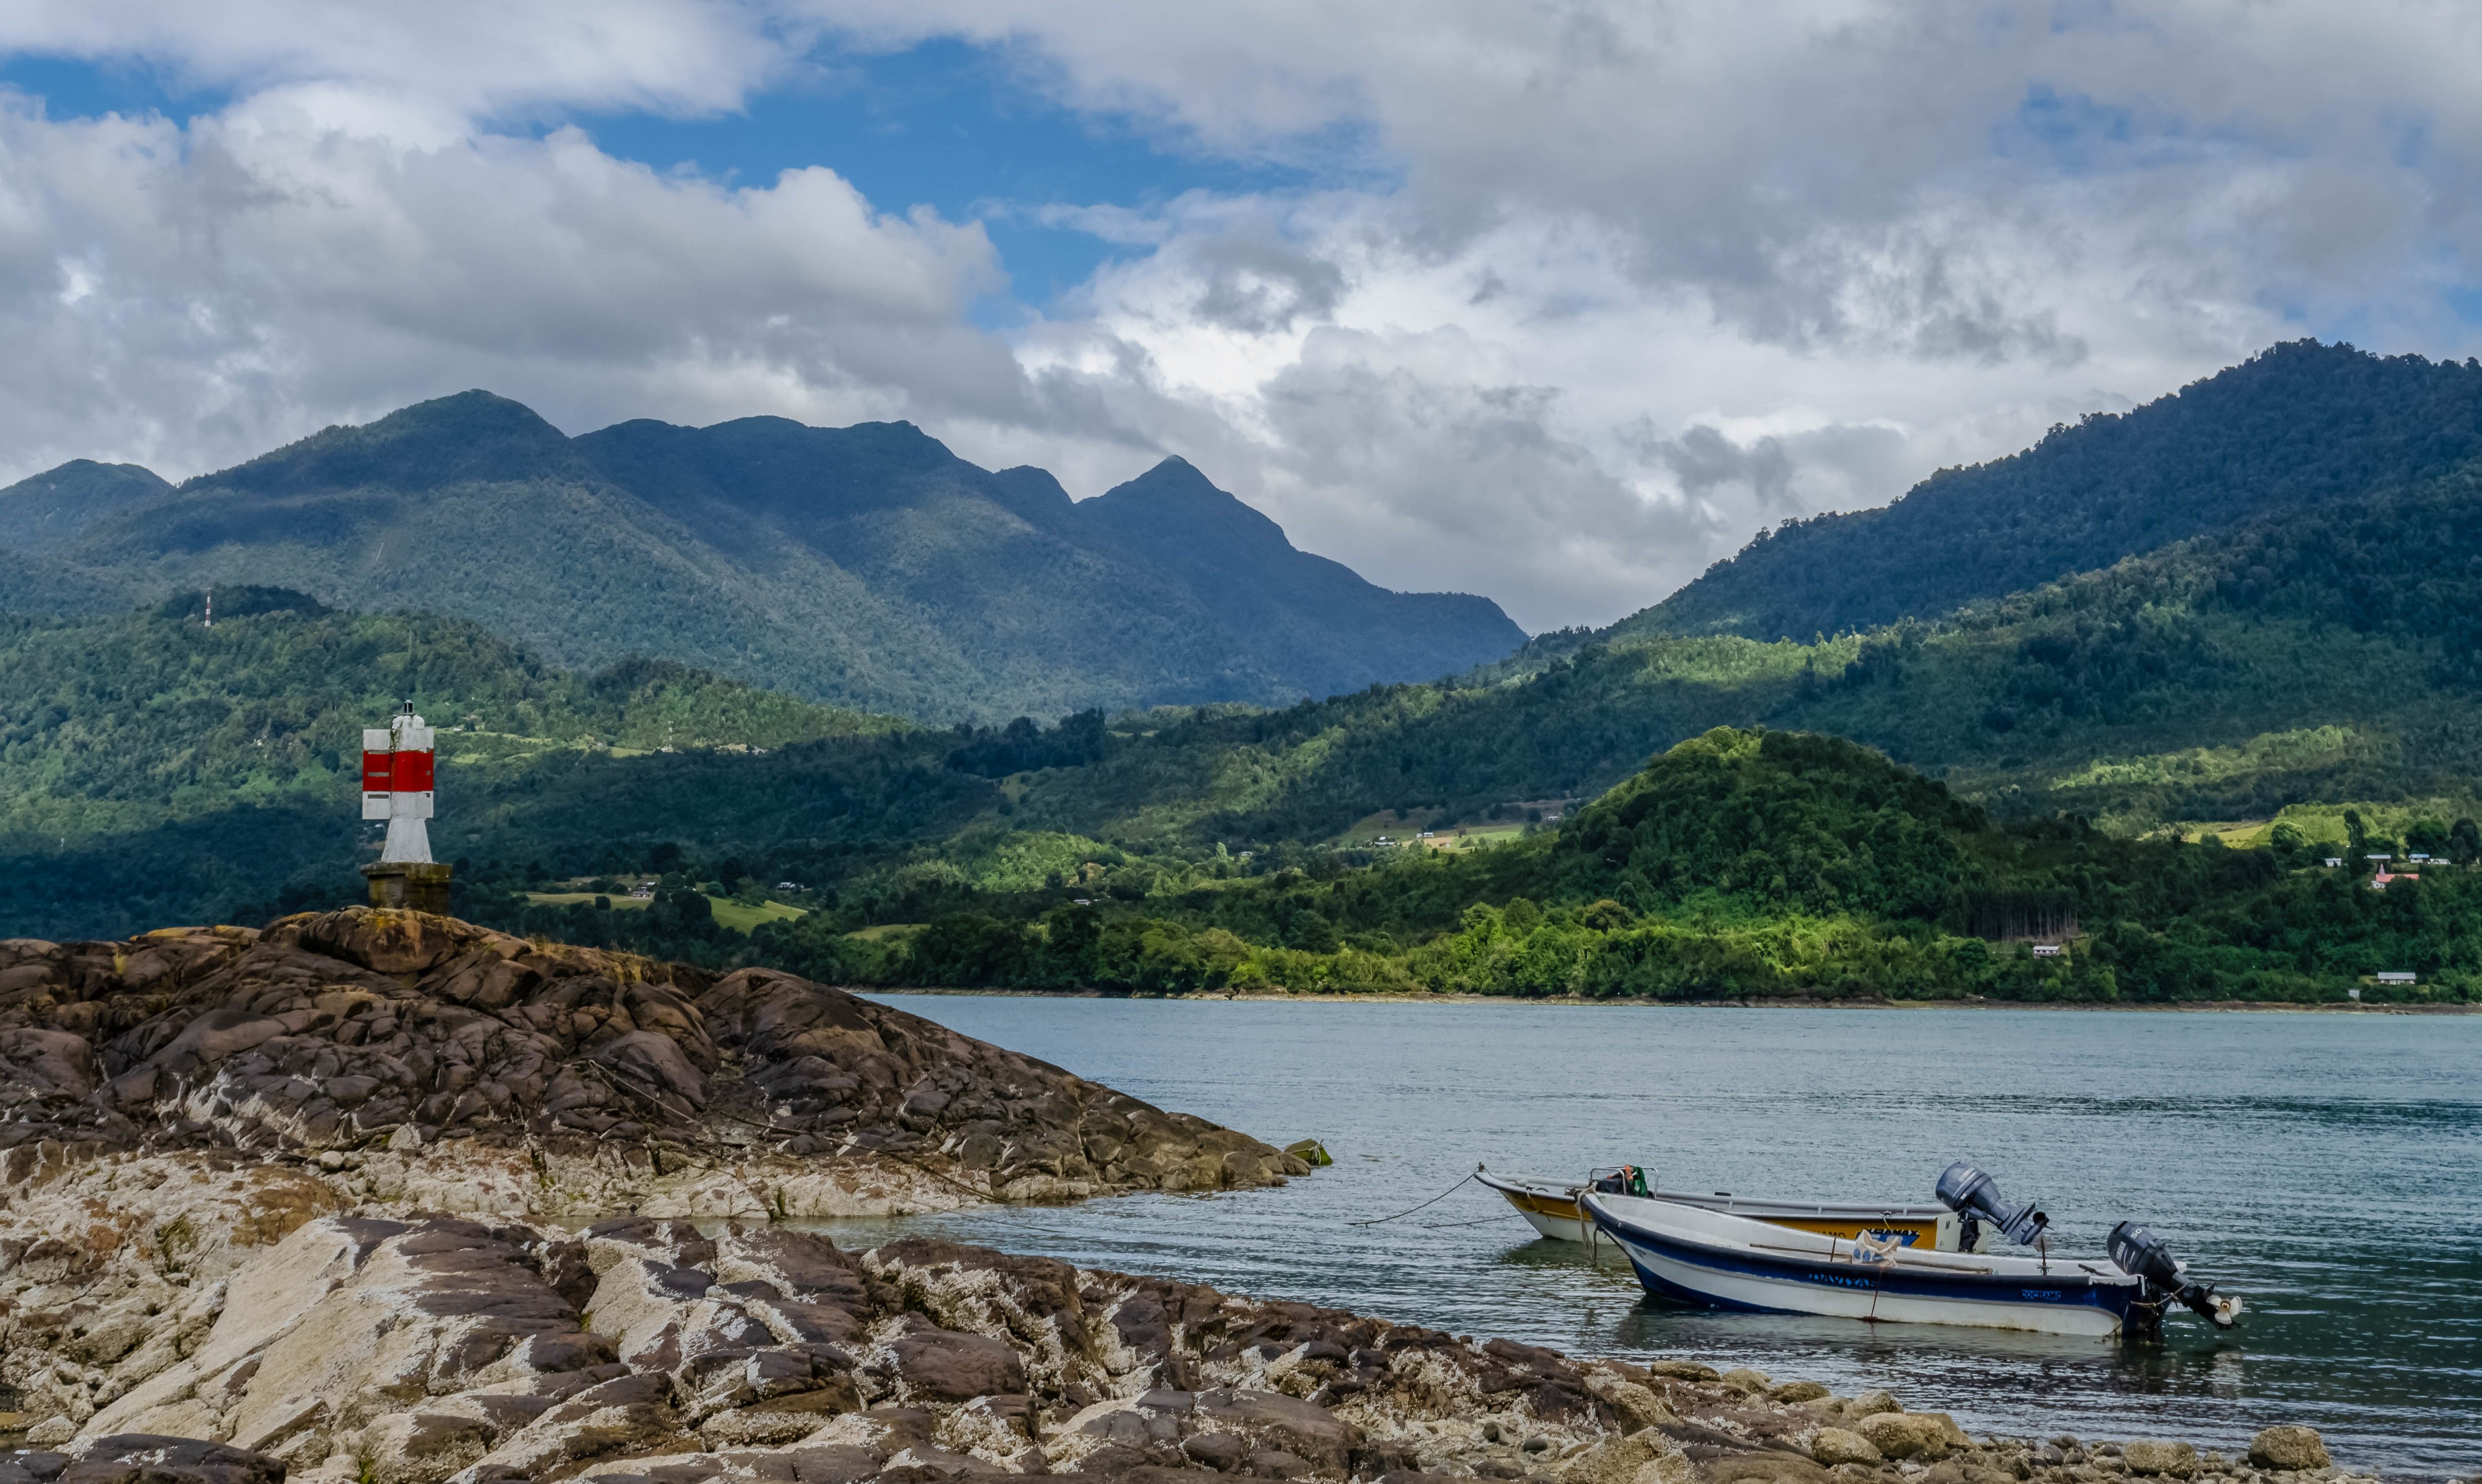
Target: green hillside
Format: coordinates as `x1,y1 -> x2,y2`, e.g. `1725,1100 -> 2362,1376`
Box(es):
0,458 -> 170,547
0,593 -> 909,937
14,341 -> 2482,1008
1,392 -> 1522,721
1623,341 -> 2482,643
774,729 -> 2482,1004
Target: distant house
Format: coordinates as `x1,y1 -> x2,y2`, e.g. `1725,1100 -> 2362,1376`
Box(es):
2376,971 -> 2417,985
2031,944 -> 2064,957
2365,853 -> 2394,863
2322,857 -> 2343,868
775,880 -> 803,891
2371,870 -> 2420,891
627,887 -> 654,901
2409,853 -> 2430,862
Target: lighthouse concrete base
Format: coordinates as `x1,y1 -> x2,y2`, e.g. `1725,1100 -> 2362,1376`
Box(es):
361,860 -> 453,913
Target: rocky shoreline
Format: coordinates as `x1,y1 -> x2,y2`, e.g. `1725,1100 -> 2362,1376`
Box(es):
0,909 -> 1307,1215
0,911 -> 2387,1482
0,1209 -> 2370,1484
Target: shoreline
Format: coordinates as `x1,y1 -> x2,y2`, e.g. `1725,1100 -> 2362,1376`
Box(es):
862,987 -> 2482,1014
0,1166 -> 2402,1483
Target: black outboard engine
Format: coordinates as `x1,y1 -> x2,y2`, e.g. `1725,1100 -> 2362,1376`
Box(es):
1935,1162 -> 2050,1250
2110,1222 -> 2243,1337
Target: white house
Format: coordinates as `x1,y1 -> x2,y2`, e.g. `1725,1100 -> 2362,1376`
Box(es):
2032,943 -> 2065,957
2376,971 -> 2417,985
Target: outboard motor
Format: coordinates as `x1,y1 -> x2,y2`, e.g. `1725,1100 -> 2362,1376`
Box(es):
2110,1222 -> 2243,1337
1935,1162 -> 2050,1250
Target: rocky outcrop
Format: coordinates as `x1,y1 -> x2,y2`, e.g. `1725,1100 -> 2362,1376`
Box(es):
0,1212 -> 2372,1484
0,909 -> 1304,1215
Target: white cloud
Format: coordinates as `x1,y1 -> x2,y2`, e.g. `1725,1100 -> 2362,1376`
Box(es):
8,1 -> 2482,633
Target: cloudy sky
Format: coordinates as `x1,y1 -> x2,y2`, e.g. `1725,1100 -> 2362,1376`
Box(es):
7,2 -> 2482,632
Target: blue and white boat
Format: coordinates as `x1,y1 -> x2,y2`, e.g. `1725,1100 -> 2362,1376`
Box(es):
1581,1164 -> 2242,1339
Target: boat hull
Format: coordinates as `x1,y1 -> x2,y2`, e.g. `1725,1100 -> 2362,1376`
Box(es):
1477,1171 -> 1951,1249
1587,1194 -> 2134,1338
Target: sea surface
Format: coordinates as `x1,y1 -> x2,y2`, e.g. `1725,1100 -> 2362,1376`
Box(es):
813,999 -> 2479,1479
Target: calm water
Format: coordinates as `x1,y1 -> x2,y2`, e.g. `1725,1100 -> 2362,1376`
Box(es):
819,1000 -> 2480,1479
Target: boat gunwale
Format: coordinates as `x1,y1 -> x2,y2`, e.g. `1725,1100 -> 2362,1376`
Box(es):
1479,1170 -> 1949,1222
1583,1192 -> 2136,1304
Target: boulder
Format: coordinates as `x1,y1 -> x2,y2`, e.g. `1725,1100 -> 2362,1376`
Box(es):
889,1320 -> 1029,1402
1559,1428 -> 1688,1484
1767,1382 -> 1829,1404
2123,1441 -> 2201,1478
1190,1389 -> 1363,1475
1842,1391 -> 1900,1420
1717,1368 -> 1772,1396
2247,1427 -> 2329,1472
1582,1374 -> 1680,1433
1854,1412 -> 1950,1460
1809,1428 -> 1883,1466
54,1435 -> 287,1484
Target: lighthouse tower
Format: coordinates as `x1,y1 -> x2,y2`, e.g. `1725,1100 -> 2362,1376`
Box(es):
359,701 -> 453,912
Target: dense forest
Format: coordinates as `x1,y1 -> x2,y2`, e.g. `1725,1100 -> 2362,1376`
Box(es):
1627,341 -> 2482,643
479,730 -> 2482,1006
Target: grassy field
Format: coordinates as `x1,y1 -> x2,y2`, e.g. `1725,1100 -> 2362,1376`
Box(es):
709,897 -> 807,931
523,891 -> 806,930
1333,809 -> 1529,851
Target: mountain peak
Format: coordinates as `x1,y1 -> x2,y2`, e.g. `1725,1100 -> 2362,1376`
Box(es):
190,390 -> 582,496
0,459 -> 172,547
1082,457 -> 1290,554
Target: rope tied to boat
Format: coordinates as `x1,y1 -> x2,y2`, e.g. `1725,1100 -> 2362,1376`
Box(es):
1349,1165 -> 1482,1226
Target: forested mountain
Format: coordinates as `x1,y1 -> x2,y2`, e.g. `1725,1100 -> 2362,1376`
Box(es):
1620,341 -> 2482,642
0,392 -> 1521,721
14,444 -> 2482,947
13,341 -> 2482,1006
0,458 -> 169,546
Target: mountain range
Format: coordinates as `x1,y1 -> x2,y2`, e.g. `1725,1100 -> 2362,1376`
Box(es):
0,393 -> 1523,722
13,337 -> 2482,961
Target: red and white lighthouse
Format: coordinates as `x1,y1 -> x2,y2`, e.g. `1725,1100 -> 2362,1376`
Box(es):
359,701 -> 452,911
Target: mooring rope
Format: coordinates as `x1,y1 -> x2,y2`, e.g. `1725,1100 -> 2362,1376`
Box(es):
1350,1170 -> 1479,1226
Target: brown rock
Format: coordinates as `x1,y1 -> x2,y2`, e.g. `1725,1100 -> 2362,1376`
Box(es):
1810,1430 -> 1883,1467
1855,1413 -> 1949,1461
2122,1441 -> 2200,1478
2247,1428 -> 2329,1472
1768,1382 -> 1830,1404
1696,1456 -> 1833,1484
54,1435 -> 287,1484
890,1319 -> 1029,1401
1191,1388 -> 1363,1475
